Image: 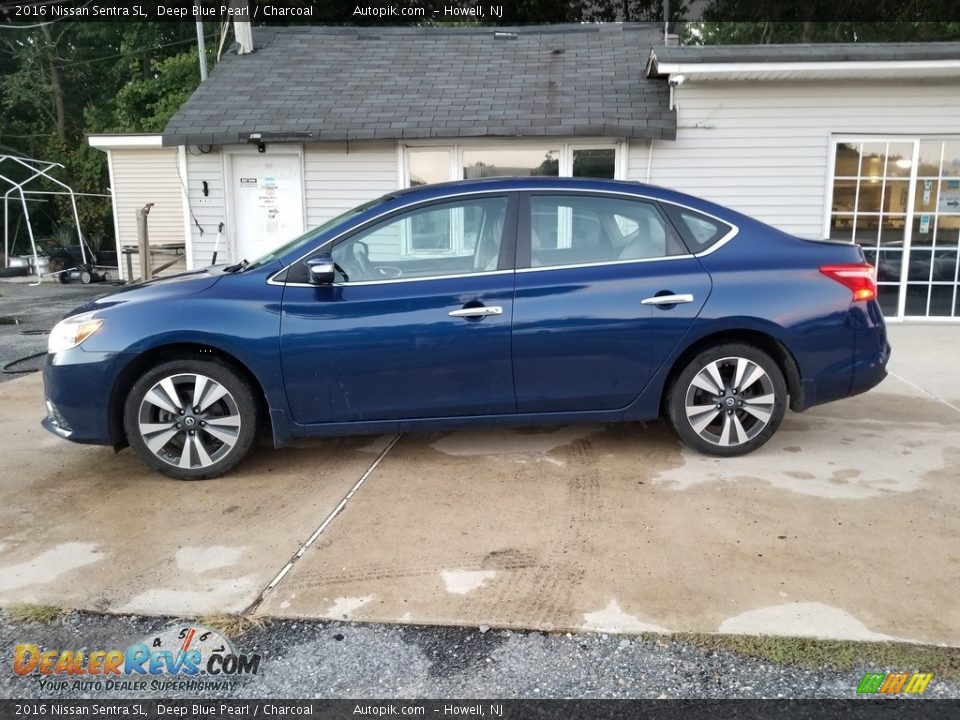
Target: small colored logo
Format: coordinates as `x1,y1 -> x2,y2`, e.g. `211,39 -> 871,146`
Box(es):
13,623 -> 261,693
857,672 -> 933,695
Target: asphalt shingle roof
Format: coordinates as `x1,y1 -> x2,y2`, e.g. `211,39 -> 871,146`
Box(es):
648,42 -> 960,73
162,24 -> 675,147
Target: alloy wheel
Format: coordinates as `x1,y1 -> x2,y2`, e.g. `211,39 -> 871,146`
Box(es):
136,373 -> 242,469
683,356 -> 776,447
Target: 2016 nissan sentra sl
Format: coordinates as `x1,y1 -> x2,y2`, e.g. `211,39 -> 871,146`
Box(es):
42,178 -> 890,480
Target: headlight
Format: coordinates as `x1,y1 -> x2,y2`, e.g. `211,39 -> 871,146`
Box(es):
48,313 -> 104,354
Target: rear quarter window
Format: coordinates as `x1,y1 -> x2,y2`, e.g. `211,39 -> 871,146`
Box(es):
663,205 -> 733,253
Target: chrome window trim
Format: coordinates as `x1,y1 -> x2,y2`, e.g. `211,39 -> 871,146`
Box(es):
516,253 -> 695,274
267,186 -> 739,287
279,268 -> 515,289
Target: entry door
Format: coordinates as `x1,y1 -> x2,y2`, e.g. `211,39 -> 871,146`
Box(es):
280,194 -> 518,425
231,154 -> 304,261
512,193 -> 712,412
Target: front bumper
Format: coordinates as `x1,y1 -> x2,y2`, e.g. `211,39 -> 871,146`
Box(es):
41,350 -> 119,445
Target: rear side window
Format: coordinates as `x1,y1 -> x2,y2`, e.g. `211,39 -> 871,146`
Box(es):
663,205 -> 733,253
528,195 -> 686,268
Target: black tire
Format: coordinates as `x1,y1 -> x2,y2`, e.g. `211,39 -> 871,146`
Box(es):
123,359 -> 260,480
666,343 -> 787,457
0,265 -> 30,278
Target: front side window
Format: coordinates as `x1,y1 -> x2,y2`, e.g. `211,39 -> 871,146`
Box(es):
331,197 -> 508,282
528,195 -> 685,268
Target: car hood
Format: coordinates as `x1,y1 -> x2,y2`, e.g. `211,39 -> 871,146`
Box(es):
65,266 -> 228,318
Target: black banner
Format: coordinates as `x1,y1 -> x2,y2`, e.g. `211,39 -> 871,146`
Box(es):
2,699 -> 960,720
1,0 -> 959,24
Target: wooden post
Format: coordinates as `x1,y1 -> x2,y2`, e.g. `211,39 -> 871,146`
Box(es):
136,203 -> 154,281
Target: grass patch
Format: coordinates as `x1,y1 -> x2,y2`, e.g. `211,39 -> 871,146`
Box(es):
196,612 -> 268,638
669,633 -> 960,683
6,603 -> 69,624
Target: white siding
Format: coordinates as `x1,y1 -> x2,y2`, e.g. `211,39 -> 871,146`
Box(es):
110,148 -> 185,279
632,80 -> 960,238
304,141 -> 398,226
182,141 -> 398,269
184,147 -> 226,269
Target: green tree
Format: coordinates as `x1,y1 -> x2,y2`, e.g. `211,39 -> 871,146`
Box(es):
0,21 -> 215,251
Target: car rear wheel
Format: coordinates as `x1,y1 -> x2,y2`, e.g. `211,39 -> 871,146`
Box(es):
667,343 -> 787,457
123,359 -> 259,480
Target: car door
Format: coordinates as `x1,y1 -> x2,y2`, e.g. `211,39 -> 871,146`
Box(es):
512,192 -> 713,413
280,193 -> 518,424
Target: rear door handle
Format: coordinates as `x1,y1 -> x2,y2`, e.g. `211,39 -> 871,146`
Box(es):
449,306 -> 503,318
641,293 -> 694,306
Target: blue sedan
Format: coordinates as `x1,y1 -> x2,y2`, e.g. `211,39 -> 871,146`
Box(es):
42,178 -> 890,479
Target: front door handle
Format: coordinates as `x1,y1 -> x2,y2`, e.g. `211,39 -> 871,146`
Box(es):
449,306 -> 503,318
641,293 -> 694,306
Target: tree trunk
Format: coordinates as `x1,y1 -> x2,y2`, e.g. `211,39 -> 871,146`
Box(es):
802,21 -> 816,43
760,22 -> 773,44
40,24 -> 66,142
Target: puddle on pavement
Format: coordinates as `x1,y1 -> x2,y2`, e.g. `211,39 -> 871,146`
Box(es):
441,569 -> 496,595
175,546 -> 245,574
119,577 -> 256,615
0,542 -> 102,594
428,426 -> 600,464
327,595 -> 374,619
652,413 -> 957,499
582,599 -> 670,634
718,601 -> 907,642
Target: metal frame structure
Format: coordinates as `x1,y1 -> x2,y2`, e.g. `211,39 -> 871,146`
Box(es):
0,154 -> 108,285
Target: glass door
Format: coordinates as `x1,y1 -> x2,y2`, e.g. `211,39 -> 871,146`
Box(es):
829,140 -> 915,317
905,140 -> 960,317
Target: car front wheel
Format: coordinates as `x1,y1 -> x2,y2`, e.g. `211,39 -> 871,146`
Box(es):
123,359 -> 259,480
667,343 -> 787,457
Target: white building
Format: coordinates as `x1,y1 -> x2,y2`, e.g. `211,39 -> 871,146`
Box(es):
89,24 -> 960,320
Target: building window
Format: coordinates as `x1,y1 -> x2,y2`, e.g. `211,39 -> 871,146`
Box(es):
463,147 -> 560,179
828,138 -> 960,318
405,142 -> 623,189
572,148 -> 616,179
408,149 -> 451,187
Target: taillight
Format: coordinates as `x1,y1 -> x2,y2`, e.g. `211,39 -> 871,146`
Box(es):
819,263 -> 877,302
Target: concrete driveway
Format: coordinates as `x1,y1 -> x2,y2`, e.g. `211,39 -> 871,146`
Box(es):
0,325 -> 958,646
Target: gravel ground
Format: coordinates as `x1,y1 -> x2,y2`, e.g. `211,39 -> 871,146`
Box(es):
2,613 -> 957,700
0,279 -> 111,380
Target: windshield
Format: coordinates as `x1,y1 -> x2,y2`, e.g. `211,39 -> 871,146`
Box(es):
244,197 -> 387,271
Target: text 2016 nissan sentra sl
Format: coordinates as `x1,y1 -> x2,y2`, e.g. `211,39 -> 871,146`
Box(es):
42,178 -> 890,479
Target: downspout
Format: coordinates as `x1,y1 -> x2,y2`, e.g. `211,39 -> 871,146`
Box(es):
646,140 -> 655,183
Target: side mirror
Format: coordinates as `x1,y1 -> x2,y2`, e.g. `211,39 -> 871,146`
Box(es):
306,254 -> 335,285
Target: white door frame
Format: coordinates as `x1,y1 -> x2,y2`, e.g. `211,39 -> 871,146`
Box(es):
222,144 -> 306,261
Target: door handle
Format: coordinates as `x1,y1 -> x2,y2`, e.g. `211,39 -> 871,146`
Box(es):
641,293 -> 694,306
449,306 -> 503,318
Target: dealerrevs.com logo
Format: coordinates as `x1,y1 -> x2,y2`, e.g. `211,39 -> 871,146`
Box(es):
13,623 -> 261,693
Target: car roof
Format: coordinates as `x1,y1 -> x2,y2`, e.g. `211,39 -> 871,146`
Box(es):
379,176 -> 748,229
388,176 -> 659,198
